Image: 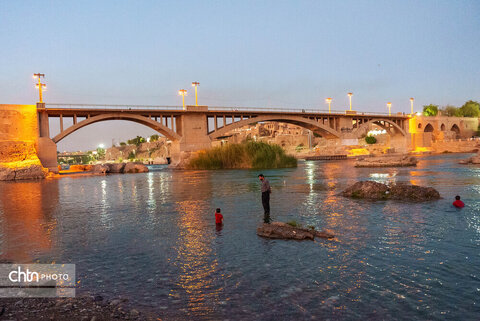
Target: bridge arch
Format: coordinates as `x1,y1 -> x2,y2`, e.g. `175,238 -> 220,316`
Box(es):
353,119 -> 407,138
424,123 -> 434,132
208,114 -> 341,140
52,113 -> 181,143
451,124 -> 460,136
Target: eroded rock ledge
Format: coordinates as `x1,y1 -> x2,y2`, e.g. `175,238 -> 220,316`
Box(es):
341,181 -> 441,201
355,155 -> 418,167
257,222 -> 334,240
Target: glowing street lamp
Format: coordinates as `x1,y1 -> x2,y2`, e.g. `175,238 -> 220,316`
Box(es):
33,73 -> 46,103
325,98 -> 332,113
387,102 -> 392,116
347,92 -> 353,111
178,89 -> 187,110
410,97 -> 414,114
191,82 -> 200,106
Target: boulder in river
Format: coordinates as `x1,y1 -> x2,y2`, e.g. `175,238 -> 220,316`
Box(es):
342,181 -> 441,201
123,162 -> 149,173
355,155 -> 418,167
91,164 -> 108,174
106,163 -> 126,173
257,222 -> 334,240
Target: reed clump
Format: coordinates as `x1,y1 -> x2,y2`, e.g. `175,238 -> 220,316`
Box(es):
187,141 -> 297,169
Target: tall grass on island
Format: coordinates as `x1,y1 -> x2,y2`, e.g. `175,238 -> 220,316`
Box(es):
187,141 -> 297,169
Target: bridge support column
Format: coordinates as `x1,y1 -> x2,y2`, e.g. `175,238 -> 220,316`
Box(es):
36,103 -> 58,173
177,106 -> 212,153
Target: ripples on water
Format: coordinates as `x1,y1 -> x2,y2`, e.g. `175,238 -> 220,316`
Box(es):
1,154 -> 480,320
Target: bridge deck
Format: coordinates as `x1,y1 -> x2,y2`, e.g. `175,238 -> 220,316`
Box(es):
42,104 -> 410,119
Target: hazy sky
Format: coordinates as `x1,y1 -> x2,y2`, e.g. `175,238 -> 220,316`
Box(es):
1,1 -> 479,151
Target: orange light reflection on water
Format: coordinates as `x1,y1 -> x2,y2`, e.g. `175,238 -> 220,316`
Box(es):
170,172 -> 222,317
0,181 -> 58,262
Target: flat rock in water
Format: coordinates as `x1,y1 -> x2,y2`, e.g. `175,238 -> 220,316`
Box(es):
355,155 -> 417,167
257,222 -> 334,240
342,181 -> 441,201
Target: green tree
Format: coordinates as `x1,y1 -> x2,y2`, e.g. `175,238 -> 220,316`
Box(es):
440,105 -> 460,117
150,134 -> 159,142
365,136 -> 377,144
127,136 -> 145,146
458,100 -> 480,117
119,142 -> 126,146
422,104 -> 439,116
96,147 -> 105,160
81,155 -> 92,164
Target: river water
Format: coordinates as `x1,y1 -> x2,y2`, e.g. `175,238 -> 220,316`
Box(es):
1,154 -> 480,320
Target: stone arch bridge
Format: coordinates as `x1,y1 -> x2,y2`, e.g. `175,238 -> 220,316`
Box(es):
36,103 -> 411,171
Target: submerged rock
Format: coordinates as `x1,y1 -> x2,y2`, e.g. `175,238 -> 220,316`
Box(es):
355,155 -> 418,167
459,153 -> 480,164
342,181 -> 441,201
256,222 -> 334,240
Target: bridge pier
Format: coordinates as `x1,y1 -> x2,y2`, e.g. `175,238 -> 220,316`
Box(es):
177,106 -> 212,153
37,103 -> 59,173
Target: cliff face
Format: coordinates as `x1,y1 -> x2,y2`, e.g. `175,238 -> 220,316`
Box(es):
0,105 -> 47,180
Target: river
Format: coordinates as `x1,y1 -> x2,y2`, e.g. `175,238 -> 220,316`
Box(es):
1,153 -> 479,320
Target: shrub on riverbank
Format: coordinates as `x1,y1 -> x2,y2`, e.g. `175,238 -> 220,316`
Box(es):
187,141 -> 297,169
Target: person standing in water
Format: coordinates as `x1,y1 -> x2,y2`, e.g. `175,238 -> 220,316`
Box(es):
215,208 -> 224,225
258,174 -> 272,223
453,195 -> 465,208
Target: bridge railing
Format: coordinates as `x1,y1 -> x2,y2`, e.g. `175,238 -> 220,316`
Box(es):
208,106 -> 405,116
44,103 -> 407,117
45,103 -> 183,110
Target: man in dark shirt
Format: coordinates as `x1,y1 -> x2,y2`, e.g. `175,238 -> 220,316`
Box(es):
258,174 -> 272,223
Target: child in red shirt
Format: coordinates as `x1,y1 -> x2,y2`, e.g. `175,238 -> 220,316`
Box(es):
453,195 -> 465,208
215,208 -> 224,225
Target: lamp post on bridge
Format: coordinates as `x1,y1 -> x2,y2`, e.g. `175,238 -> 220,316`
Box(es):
178,89 -> 187,110
347,92 -> 353,111
410,97 -> 414,114
387,102 -> 392,116
325,98 -> 332,113
192,82 -> 200,106
33,73 -> 46,103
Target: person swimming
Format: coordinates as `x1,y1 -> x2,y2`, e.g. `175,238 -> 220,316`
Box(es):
453,195 -> 465,208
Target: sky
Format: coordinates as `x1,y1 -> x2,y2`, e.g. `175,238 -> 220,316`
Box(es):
1,0 -> 479,151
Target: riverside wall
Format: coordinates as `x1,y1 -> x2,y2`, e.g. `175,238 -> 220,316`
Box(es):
0,104 -> 47,180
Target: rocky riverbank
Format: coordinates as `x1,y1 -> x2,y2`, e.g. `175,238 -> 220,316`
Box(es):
342,181 -> 441,201
257,222 -> 334,240
355,155 -> 418,167
60,162 -> 149,175
0,294 -> 158,320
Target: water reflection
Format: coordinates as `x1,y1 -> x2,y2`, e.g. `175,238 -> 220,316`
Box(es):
170,171 -> 222,318
0,180 -> 58,262
0,155 -> 479,320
